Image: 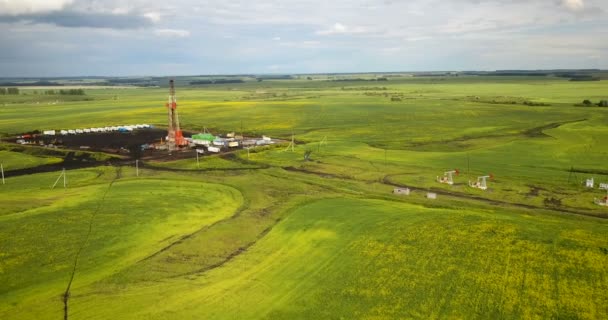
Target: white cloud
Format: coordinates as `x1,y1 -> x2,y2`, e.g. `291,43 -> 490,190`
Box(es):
404,36 -> 431,42
0,0 -> 73,15
562,0 -> 585,11
154,28 -> 190,38
316,22 -> 371,36
279,40 -> 322,49
143,12 -> 161,23
272,36 -> 281,41
316,23 -> 347,35
111,7 -> 130,15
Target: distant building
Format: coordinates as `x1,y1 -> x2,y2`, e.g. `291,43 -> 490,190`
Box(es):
426,192 -> 437,199
586,178 -> 594,188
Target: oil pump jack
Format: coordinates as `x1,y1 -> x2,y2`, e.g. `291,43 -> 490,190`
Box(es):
469,174 -> 493,191
166,79 -> 187,151
437,169 -> 459,185
595,188 -> 608,206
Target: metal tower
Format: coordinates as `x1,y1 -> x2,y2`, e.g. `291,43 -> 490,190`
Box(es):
166,79 -> 187,150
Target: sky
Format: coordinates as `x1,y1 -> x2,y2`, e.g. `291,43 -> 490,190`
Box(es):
0,0 -> 607,77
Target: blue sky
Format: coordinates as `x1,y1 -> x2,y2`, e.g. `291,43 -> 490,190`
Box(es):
0,0 -> 607,77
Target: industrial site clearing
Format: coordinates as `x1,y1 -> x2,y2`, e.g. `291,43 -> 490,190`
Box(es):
1,73 -> 608,319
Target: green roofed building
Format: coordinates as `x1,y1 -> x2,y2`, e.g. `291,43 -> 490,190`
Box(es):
192,133 -> 215,141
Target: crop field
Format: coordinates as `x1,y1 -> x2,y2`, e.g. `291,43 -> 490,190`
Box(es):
1,75 -> 607,319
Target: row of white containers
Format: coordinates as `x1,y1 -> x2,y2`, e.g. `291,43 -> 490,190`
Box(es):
43,124 -> 151,136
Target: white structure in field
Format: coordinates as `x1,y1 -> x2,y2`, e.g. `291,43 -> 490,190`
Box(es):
426,192 -> 437,199
470,175 -> 491,190
393,187 -> 410,195
586,178 -> 594,188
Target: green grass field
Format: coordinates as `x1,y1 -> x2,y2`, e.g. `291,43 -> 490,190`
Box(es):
1,75 -> 607,319
0,150 -> 62,171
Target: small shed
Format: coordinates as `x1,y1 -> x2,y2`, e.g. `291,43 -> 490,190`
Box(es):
426,192 -> 437,199
586,178 -> 594,188
393,187 -> 410,195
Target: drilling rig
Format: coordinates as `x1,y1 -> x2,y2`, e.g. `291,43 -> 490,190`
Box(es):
166,79 -> 187,151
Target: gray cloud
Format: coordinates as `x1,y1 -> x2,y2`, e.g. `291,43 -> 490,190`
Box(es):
0,10 -> 153,29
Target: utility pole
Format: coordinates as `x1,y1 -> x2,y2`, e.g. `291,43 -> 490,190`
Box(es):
196,151 -> 200,168
284,132 -> 295,152
1,163 -> 5,185
52,168 -> 67,189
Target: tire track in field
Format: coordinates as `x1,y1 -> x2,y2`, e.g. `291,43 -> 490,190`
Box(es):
62,166 -> 121,320
168,214 -> 282,279
137,203 -> 249,263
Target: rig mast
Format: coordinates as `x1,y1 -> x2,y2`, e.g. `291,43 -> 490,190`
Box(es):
166,79 -> 187,150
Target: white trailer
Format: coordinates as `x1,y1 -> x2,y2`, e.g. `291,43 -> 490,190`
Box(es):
207,146 -> 221,153
43,130 -> 56,136
393,188 -> 410,195
228,141 -> 239,148
193,139 -> 211,146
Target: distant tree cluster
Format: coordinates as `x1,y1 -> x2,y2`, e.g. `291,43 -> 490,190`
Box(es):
42,89 -> 85,95
256,75 -> 293,80
0,87 -> 19,95
329,78 -> 389,82
581,99 -> 608,107
523,101 -> 551,106
190,79 -> 245,85
0,81 -> 62,87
